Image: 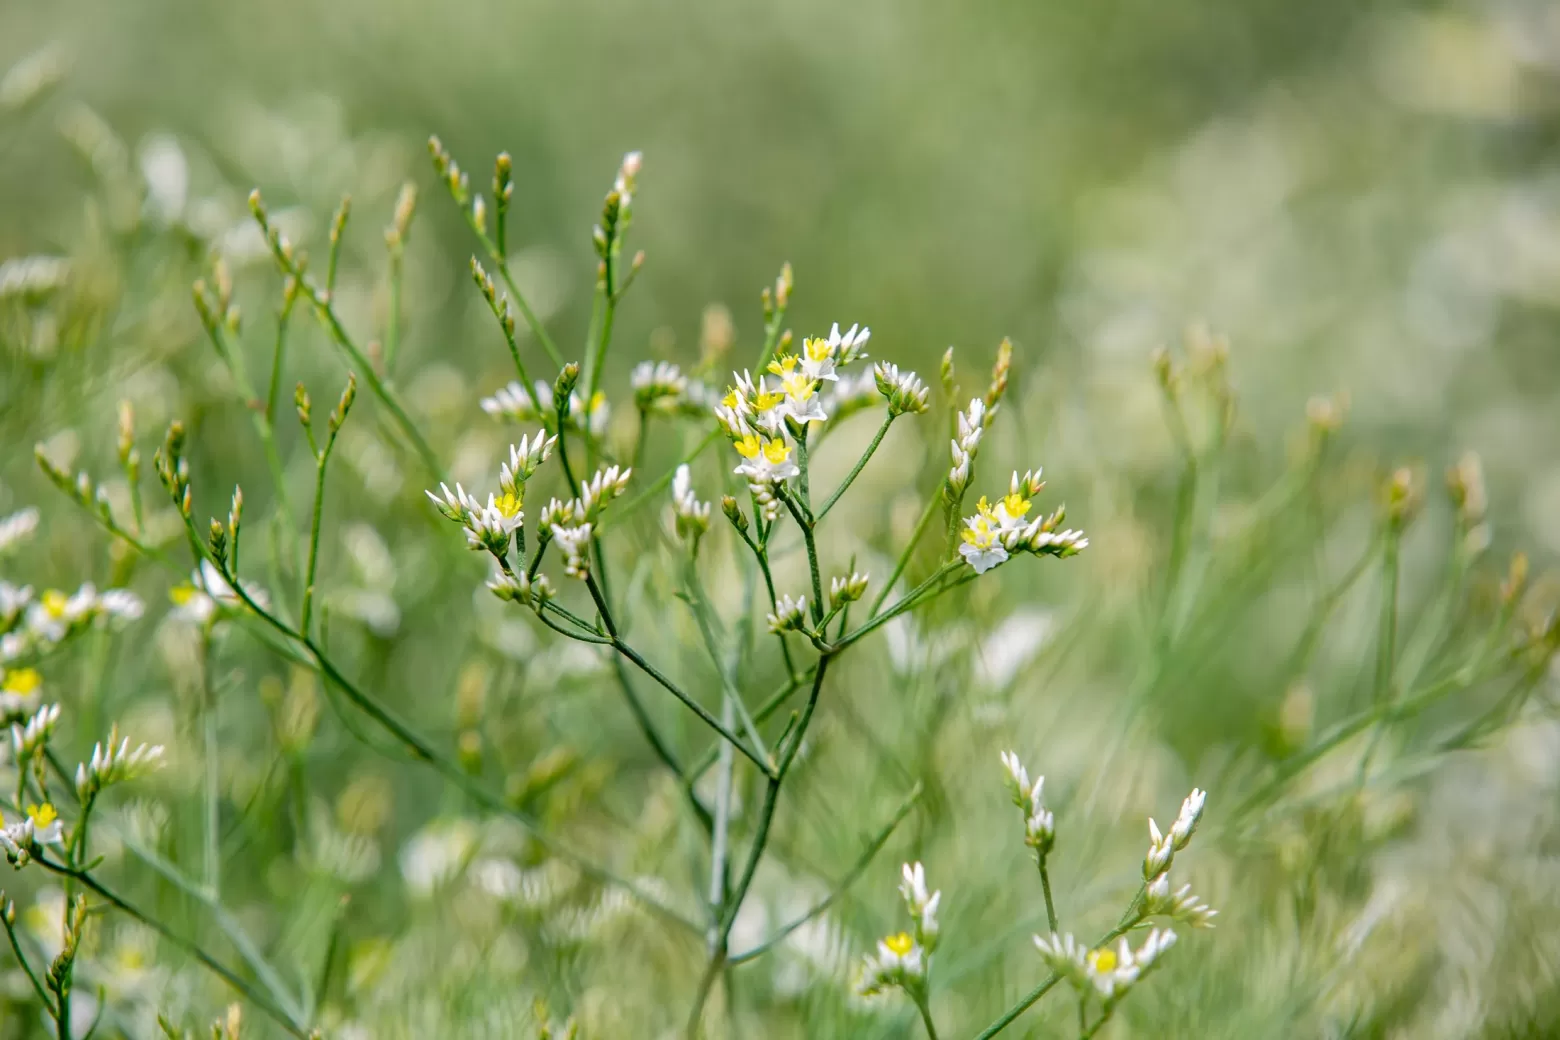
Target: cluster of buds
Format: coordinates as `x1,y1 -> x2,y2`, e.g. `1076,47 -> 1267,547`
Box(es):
1143,788 -> 1206,880
858,862 -> 940,998
1142,871 -> 1219,929
480,379 -> 610,439
829,571 -> 870,610
487,568 -> 554,610
34,449 -> 116,525
873,362 -> 931,417
74,725 -> 166,803
958,470 -> 1085,575
999,751 -> 1055,856
630,360 -> 688,413
428,135 -> 472,210
1034,927 -> 1177,1000
669,465 -> 711,550
550,523 -> 595,580
575,465 -> 633,521
766,594 -> 808,634
945,397 -> 986,501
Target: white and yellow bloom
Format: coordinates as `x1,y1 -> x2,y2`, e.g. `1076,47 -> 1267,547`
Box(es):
0,667 -> 41,722
858,931 -> 925,996
959,507 -> 1009,574
822,322 -> 871,367
631,360 -> 687,410
733,433 -> 799,484
0,507 -> 39,556
25,804 -> 61,845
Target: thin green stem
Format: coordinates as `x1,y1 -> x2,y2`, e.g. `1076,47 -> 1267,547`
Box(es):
870,492 -> 941,617
1,904 -> 55,1018
912,991 -> 941,1040
299,452 -> 329,638
1038,856 -> 1059,934
198,631 -> 221,897
816,414 -> 894,521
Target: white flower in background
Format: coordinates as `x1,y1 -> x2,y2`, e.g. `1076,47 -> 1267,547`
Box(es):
820,369 -> 881,424
96,588 -> 143,625
550,523 -> 594,580
631,360 -> 687,410
169,560 -> 266,626
670,465 -> 711,545
399,818 -> 479,897
0,581 -> 32,627
25,585 -> 98,643
733,433 -> 799,484
0,507 -> 39,555
480,380 -> 552,423
976,610 -> 1054,689
0,667 -> 42,722
767,594 -> 808,634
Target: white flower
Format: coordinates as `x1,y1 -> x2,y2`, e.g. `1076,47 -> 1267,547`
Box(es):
576,466 -> 633,521
767,594 -> 808,633
1025,785 -> 1055,853
499,432 -> 556,493
24,804 -> 62,845
733,433 -> 800,485
1033,931 -> 1088,977
1000,750 -> 1033,805
96,588 -> 143,625
169,561 -> 266,626
0,582 -> 32,627
399,818 -> 479,897
947,442 -> 973,497
1036,930 -> 1177,999
631,360 -> 687,409
956,398 -> 986,453
1169,788 -> 1206,851
1144,817 -> 1175,879
873,362 -> 930,416
11,703 -> 60,758
0,507 -> 39,555
465,493 -> 525,555
0,667 -> 42,723
1143,872 -> 1219,928
822,322 -> 871,367
25,585 -> 98,643
766,355 -> 828,425
958,510 -> 1009,574
486,568 -> 534,605
480,380 -> 552,423
425,481 -> 480,524
858,932 -> 925,995
550,523 -> 594,580
670,465 -> 711,545
899,862 -> 941,949
76,732 -> 165,801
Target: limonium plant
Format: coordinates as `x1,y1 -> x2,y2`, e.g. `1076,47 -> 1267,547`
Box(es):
5,91 -> 1559,1038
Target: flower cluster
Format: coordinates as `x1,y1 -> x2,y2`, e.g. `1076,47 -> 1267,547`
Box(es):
480,380 -> 610,438
959,470 -> 1087,574
946,397 -> 986,500
75,728 -> 167,803
1138,787 -> 1218,928
829,571 -> 870,609
1033,927 -> 1178,1000
767,594 -> 808,634
0,802 -> 64,867
859,862 -> 941,997
1000,750 -> 1055,855
1,580 -> 143,663
426,432 -> 557,558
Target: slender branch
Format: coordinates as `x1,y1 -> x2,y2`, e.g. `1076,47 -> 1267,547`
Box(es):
816,414 -> 894,521
1,901 -> 55,1017
870,492 -> 941,617
729,783 -> 922,964
1038,856 -> 1059,935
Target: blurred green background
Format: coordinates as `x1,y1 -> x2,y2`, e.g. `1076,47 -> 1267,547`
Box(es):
3,0 -> 1560,1037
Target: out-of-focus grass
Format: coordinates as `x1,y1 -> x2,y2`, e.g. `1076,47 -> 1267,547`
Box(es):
1,0 -> 1560,1036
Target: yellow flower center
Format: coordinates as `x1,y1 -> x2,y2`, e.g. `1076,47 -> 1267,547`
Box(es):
1001,492 -> 1032,519
41,590 -> 68,618
753,388 -> 786,412
883,932 -> 915,957
170,585 -> 198,606
27,803 -> 56,828
587,390 -> 606,412
761,439 -> 792,465
766,355 -> 800,378
781,373 -> 816,402
804,336 -> 831,362
1,668 -> 41,695
1088,948 -> 1118,974
496,491 -> 523,519
721,388 -> 740,410
734,434 -> 763,460
963,514 -> 998,548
